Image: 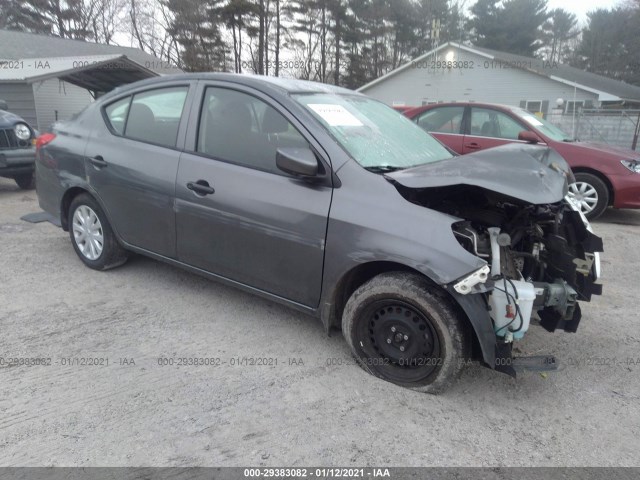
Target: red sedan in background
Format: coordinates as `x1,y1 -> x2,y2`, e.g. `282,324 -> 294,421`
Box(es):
404,102 -> 640,219
392,105 -> 414,114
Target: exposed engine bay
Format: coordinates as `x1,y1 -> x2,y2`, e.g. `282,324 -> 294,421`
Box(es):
398,184 -> 603,342
383,143 -> 605,375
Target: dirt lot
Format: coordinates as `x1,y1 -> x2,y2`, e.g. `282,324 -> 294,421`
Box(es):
0,176 -> 639,467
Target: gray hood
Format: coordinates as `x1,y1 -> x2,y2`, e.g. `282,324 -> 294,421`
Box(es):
385,143 -> 573,205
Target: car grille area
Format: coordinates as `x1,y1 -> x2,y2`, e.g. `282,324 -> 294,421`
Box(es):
0,128 -> 27,149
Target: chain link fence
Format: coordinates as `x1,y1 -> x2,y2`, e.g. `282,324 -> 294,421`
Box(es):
547,109 -> 640,151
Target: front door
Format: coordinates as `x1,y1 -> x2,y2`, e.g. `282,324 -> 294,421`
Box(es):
462,107 -> 528,154
175,85 -> 332,307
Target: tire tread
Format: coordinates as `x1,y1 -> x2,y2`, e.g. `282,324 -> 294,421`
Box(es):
342,272 -> 470,394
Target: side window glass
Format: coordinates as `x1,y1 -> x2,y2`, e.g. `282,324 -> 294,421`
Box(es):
470,109 -> 492,136
197,87 -> 310,174
416,106 -> 464,134
495,111 -> 525,140
124,86 -> 188,147
105,96 -> 130,135
470,108 -> 524,140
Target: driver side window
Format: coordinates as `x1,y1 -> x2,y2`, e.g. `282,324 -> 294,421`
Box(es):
197,87 -> 309,174
470,108 -> 524,140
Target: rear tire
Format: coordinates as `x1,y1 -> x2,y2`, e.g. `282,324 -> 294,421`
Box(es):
68,193 -> 128,270
14,173 -> 35,190
342,272 -> 470,394
570,173 -> 609,220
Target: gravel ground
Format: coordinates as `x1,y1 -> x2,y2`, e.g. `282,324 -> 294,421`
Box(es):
0,176 -> 639,467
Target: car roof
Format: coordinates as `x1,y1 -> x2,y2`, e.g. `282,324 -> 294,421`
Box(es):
100,73 -> 360,103
405,102 -> 520,117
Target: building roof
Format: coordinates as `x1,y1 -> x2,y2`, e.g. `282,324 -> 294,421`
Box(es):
0,55 -> 159,94
0,29 -> 178,75
358,42 -> 640,103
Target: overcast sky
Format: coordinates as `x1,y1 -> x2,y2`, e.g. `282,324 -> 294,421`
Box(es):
547,0 -> 625,23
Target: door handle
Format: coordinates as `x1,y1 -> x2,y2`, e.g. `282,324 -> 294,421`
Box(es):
187,180 -> 215,196
464,142 -> 481,149
89,155 -> 108,167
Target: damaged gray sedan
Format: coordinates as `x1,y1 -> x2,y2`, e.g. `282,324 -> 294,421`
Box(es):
35,74 -> 602,393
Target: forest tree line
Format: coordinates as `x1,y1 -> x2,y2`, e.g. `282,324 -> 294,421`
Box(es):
1,0 -> 639,89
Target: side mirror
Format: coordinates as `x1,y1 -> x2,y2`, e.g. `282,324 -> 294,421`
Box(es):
518,130 -> 540,144
276,147 -> 319,177
0,99 -> 8,111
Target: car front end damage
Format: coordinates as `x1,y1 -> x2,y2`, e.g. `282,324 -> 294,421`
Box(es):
387,144 -> 603,375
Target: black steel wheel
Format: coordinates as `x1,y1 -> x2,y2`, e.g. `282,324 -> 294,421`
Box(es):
359,300 -> 442,384
342,272 -> 470,393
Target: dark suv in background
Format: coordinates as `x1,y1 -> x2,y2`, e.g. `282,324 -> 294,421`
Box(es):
0,99 -> 37,189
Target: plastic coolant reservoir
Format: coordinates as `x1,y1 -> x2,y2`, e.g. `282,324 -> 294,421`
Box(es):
489,280 -> 536,340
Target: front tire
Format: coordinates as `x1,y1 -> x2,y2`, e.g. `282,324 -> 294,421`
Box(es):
14,173 -> 35,190
570,173 -> 609,220
68,194 -> 128,270
342,272 -> 470,394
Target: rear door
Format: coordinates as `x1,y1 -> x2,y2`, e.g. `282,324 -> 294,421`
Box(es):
413,106 -> 466,153
462,107 -> 527,154
87,83 -> 194,258
175,83 -> 333,307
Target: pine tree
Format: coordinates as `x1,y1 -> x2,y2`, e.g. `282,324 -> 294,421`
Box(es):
222,0 -> 256,72
541,8 -> 579,63
163,0 -> 228,71
574,6 -> 640,86
469,0 -> 549,57
0,0 -> 94,39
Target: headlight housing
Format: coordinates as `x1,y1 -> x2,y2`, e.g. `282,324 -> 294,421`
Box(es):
621,159 -> 640,173
14,123 -> 32,141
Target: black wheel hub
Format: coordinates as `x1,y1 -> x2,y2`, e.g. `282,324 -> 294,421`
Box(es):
357,300 -> 442,383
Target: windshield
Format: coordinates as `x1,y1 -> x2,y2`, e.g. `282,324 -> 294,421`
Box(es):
511,107 -> 574,142
294,93 -> 453,170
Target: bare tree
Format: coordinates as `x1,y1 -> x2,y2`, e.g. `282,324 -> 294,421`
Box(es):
129,0 -> 180,66
91,0 -> 128,44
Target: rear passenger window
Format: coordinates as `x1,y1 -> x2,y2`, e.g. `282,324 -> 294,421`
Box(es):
105,97 -> 130,135
196,87 -> 309,174
124,86 -> 188,147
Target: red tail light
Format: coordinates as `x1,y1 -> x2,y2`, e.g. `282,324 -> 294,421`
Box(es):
35,133 -> 56,150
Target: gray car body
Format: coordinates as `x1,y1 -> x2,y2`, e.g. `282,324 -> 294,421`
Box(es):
36,73 -> 572,368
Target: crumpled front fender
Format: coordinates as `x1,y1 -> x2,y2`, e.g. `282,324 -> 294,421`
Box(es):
447,288 -> 496,368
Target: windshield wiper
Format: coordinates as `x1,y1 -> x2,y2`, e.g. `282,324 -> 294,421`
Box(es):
365,165 -> 404,173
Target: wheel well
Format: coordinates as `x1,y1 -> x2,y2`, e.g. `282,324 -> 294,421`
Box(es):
60,187 -> 88,231
330,261 -> 480,357
332,262 -> 418,324
572,167 -> 615,206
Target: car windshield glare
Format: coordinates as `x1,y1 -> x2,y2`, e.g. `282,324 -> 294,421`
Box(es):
295,93 -> 453,169
512,107 -> 573,142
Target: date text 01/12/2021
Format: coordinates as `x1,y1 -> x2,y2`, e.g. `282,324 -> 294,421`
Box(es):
243,468 -> 391,478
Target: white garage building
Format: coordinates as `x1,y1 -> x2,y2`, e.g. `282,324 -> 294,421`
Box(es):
0,29 -> 178,132
358,42 -> 640,116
